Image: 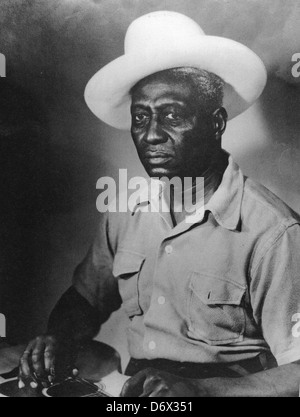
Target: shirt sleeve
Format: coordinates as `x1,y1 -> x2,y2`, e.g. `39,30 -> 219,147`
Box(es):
250,222 -> 300,366
72,211 -> 122,321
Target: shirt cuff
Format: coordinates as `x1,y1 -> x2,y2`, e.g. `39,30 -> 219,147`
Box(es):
276,347 -> 300,366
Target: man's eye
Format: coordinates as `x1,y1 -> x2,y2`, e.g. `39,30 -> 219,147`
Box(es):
165,113 -> 182,121
133,114 -> 149,124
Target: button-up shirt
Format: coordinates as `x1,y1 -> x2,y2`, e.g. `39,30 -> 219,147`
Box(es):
73,154 -> 300,367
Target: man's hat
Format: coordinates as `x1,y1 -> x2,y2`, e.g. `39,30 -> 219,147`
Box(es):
84,11 -> 267,130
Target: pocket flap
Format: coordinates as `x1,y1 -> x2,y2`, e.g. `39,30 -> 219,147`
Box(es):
113,250 -> 145,278
189,272 -> 246,305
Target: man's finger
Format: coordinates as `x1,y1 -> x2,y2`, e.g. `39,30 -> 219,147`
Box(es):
19,342 -> 40,389
44,346 -> 55,373
31,338 -> 46,377
19,342 -> 34,378
148,386 -> 168,397
47,355 -> 56,384
121,370 -> 148,397
139,375 -> 162,397
18,368 -> 26,389
20,352 -> 31,378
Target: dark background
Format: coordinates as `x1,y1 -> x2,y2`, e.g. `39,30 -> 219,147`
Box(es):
0,0 -> 300,364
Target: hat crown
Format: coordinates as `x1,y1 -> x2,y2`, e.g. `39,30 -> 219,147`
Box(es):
124,11 -> 205,55
85,11 -> 267,129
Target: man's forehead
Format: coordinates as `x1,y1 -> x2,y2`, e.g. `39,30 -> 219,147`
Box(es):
131,75 -> 195,106
132,70 -> 191,91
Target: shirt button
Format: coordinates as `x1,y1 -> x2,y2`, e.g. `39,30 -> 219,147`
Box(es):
158,296 -> 166,305
148,341 -> 156,351
165,245 -> 173,254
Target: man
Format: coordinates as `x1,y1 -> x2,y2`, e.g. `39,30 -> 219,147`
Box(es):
19,11 -> 300,396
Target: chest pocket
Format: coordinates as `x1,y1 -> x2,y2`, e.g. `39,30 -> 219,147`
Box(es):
113,249 -> 145,319
187,272 -> 246,345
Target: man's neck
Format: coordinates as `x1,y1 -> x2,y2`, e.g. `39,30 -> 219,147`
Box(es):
167,151 -> 229,226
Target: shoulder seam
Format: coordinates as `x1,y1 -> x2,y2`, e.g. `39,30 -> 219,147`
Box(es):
244,179 -> 300,223
250,221 -> 300,277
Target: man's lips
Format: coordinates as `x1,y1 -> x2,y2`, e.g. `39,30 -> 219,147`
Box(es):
144,151 -> 173,164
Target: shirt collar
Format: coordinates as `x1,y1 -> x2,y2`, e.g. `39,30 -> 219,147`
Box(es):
206,155 -> 244,231
131,178 -> 162,213
132,153 -> 244,231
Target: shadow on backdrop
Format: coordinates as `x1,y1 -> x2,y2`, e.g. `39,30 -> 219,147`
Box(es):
0,81 -> 100,343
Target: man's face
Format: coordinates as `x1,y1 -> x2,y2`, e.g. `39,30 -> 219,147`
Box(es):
130,73 -> 217,179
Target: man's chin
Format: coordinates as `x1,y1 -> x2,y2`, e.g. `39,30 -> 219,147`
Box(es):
146,166 -> 176,179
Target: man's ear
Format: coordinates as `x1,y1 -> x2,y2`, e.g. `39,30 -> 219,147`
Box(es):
212,107 -> 228,139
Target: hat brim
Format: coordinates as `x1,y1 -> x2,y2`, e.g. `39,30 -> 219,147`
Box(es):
84,36 -> 267,130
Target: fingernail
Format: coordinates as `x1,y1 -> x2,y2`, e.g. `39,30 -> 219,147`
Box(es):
72,368 -> 79,376
30,382 -> 38,389
18,380 -> 25,389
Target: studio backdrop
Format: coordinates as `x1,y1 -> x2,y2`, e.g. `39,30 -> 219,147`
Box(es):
0,0 -> 300,368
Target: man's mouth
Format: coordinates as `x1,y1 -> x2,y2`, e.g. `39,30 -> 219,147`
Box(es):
144,151 -> 173,165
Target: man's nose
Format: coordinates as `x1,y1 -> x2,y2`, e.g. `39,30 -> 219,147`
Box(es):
144,116 -> 167,144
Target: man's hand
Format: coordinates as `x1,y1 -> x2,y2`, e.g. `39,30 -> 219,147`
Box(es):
121,368 -> 199,397
18,335 -> 77,389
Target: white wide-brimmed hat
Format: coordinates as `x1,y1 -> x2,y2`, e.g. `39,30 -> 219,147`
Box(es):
85,11 -> 267,130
